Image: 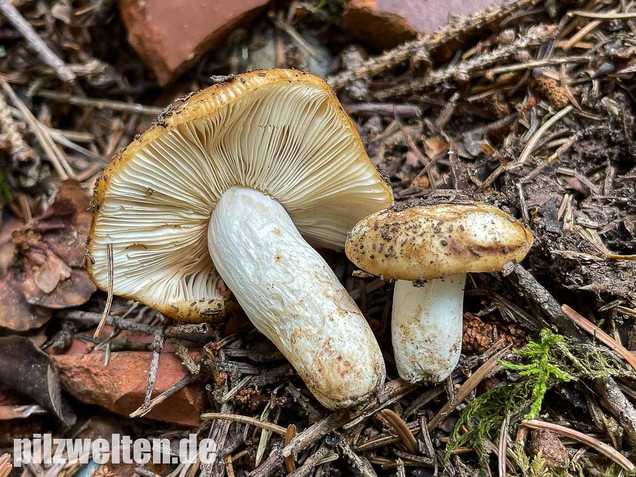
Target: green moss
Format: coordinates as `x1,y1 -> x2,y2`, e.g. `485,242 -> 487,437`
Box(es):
501,329 -> 573,419
508,443 -> 554,477
445,329 -> 636,471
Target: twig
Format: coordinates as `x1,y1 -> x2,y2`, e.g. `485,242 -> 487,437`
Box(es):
222,376 -> 253,403
374,34 -> 548,100
404,385 -> 445,419
36,90 -> 163,115
380,409 -> 419,454
250,411 -> 351,477
170,337 -> 200,374
569,10 -> 636,19
428,345 -> 510,430
272,17 -> 325,61
522,420 -> 635,471
419,416 -> 436,459
142,330 -> 164,408
0,1 -> 75,82
486,56 -> 589,75
339,440 -> 378,477
201,413 -> 288,436
288,445 -> 331,477
561,18 -> 604,51
356,421 -> 419,453
562,305 -> 636,370
94,243 -> 113,339
164,323 -> 209,337
130,373 -> 197,418
343,103 -> 420,118
327,0 -> 541,91
344,379 -> 419,430
560,64 -> 582,110
501,263 -> 585,338
61,310 -> 209,339
592,377 -> 636,450
392,450 -> 434,465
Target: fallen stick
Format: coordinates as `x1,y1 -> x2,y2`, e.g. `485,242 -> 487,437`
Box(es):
0,0 -> 76,82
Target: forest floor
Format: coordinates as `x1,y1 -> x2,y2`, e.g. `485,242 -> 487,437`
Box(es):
0,0 -> 635,476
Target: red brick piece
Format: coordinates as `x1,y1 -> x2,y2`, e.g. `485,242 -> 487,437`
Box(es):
119,0 -> 270,85
51,341 -> 203,427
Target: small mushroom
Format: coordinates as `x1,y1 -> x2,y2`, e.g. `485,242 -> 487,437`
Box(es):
345,203 -> 533,383
88,69 -> 394,409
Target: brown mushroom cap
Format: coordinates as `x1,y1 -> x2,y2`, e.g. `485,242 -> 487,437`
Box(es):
345,203 -> 533,281
87,69 -> 393,321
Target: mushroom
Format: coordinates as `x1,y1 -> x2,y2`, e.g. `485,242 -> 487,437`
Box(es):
345,203 -> 533,383
87,69 -> 394,409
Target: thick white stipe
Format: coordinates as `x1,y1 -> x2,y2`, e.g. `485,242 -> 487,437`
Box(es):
208,187 -> 385,409
392,276 -> 465,383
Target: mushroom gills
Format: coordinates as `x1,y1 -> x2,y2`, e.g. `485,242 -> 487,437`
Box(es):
392,275 -> 465,383
208,187 -> 385,409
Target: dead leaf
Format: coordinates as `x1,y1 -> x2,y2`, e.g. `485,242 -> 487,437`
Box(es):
0,336 -> 75,426
0,181 -> 96,331
0,274 -> 51,331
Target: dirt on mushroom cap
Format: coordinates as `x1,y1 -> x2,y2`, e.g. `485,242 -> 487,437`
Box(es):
345,203 -> 533,281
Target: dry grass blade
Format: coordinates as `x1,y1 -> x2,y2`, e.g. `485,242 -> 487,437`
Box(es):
498,415 -> 510,477
517,105 -> 574,165
562,305 -> 636,370
94,243 -> 114,339
577,228 -> 636,260
284,424 -> 297,473
428,345 -> 511,430
200,413 -> 288,435
380,409 -> 419,454
522,419 -> 635,471
520,133 -> 579,184
226,454 -> 236,477
0,79 -> 74,179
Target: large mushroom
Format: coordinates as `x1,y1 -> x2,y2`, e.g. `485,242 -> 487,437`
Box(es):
345,203 -> 533,383
87,69 -> 394,409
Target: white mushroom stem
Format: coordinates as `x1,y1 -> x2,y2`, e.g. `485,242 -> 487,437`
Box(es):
392,275 -> 466,383
208,187 -> 385,409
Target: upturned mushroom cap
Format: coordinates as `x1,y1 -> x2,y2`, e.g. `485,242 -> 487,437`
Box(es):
345,203 -> 533,280
87,69 -> 393,321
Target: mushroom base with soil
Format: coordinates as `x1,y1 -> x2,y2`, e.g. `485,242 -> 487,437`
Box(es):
392,276 -> 465,383
208,187 -> 386,409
